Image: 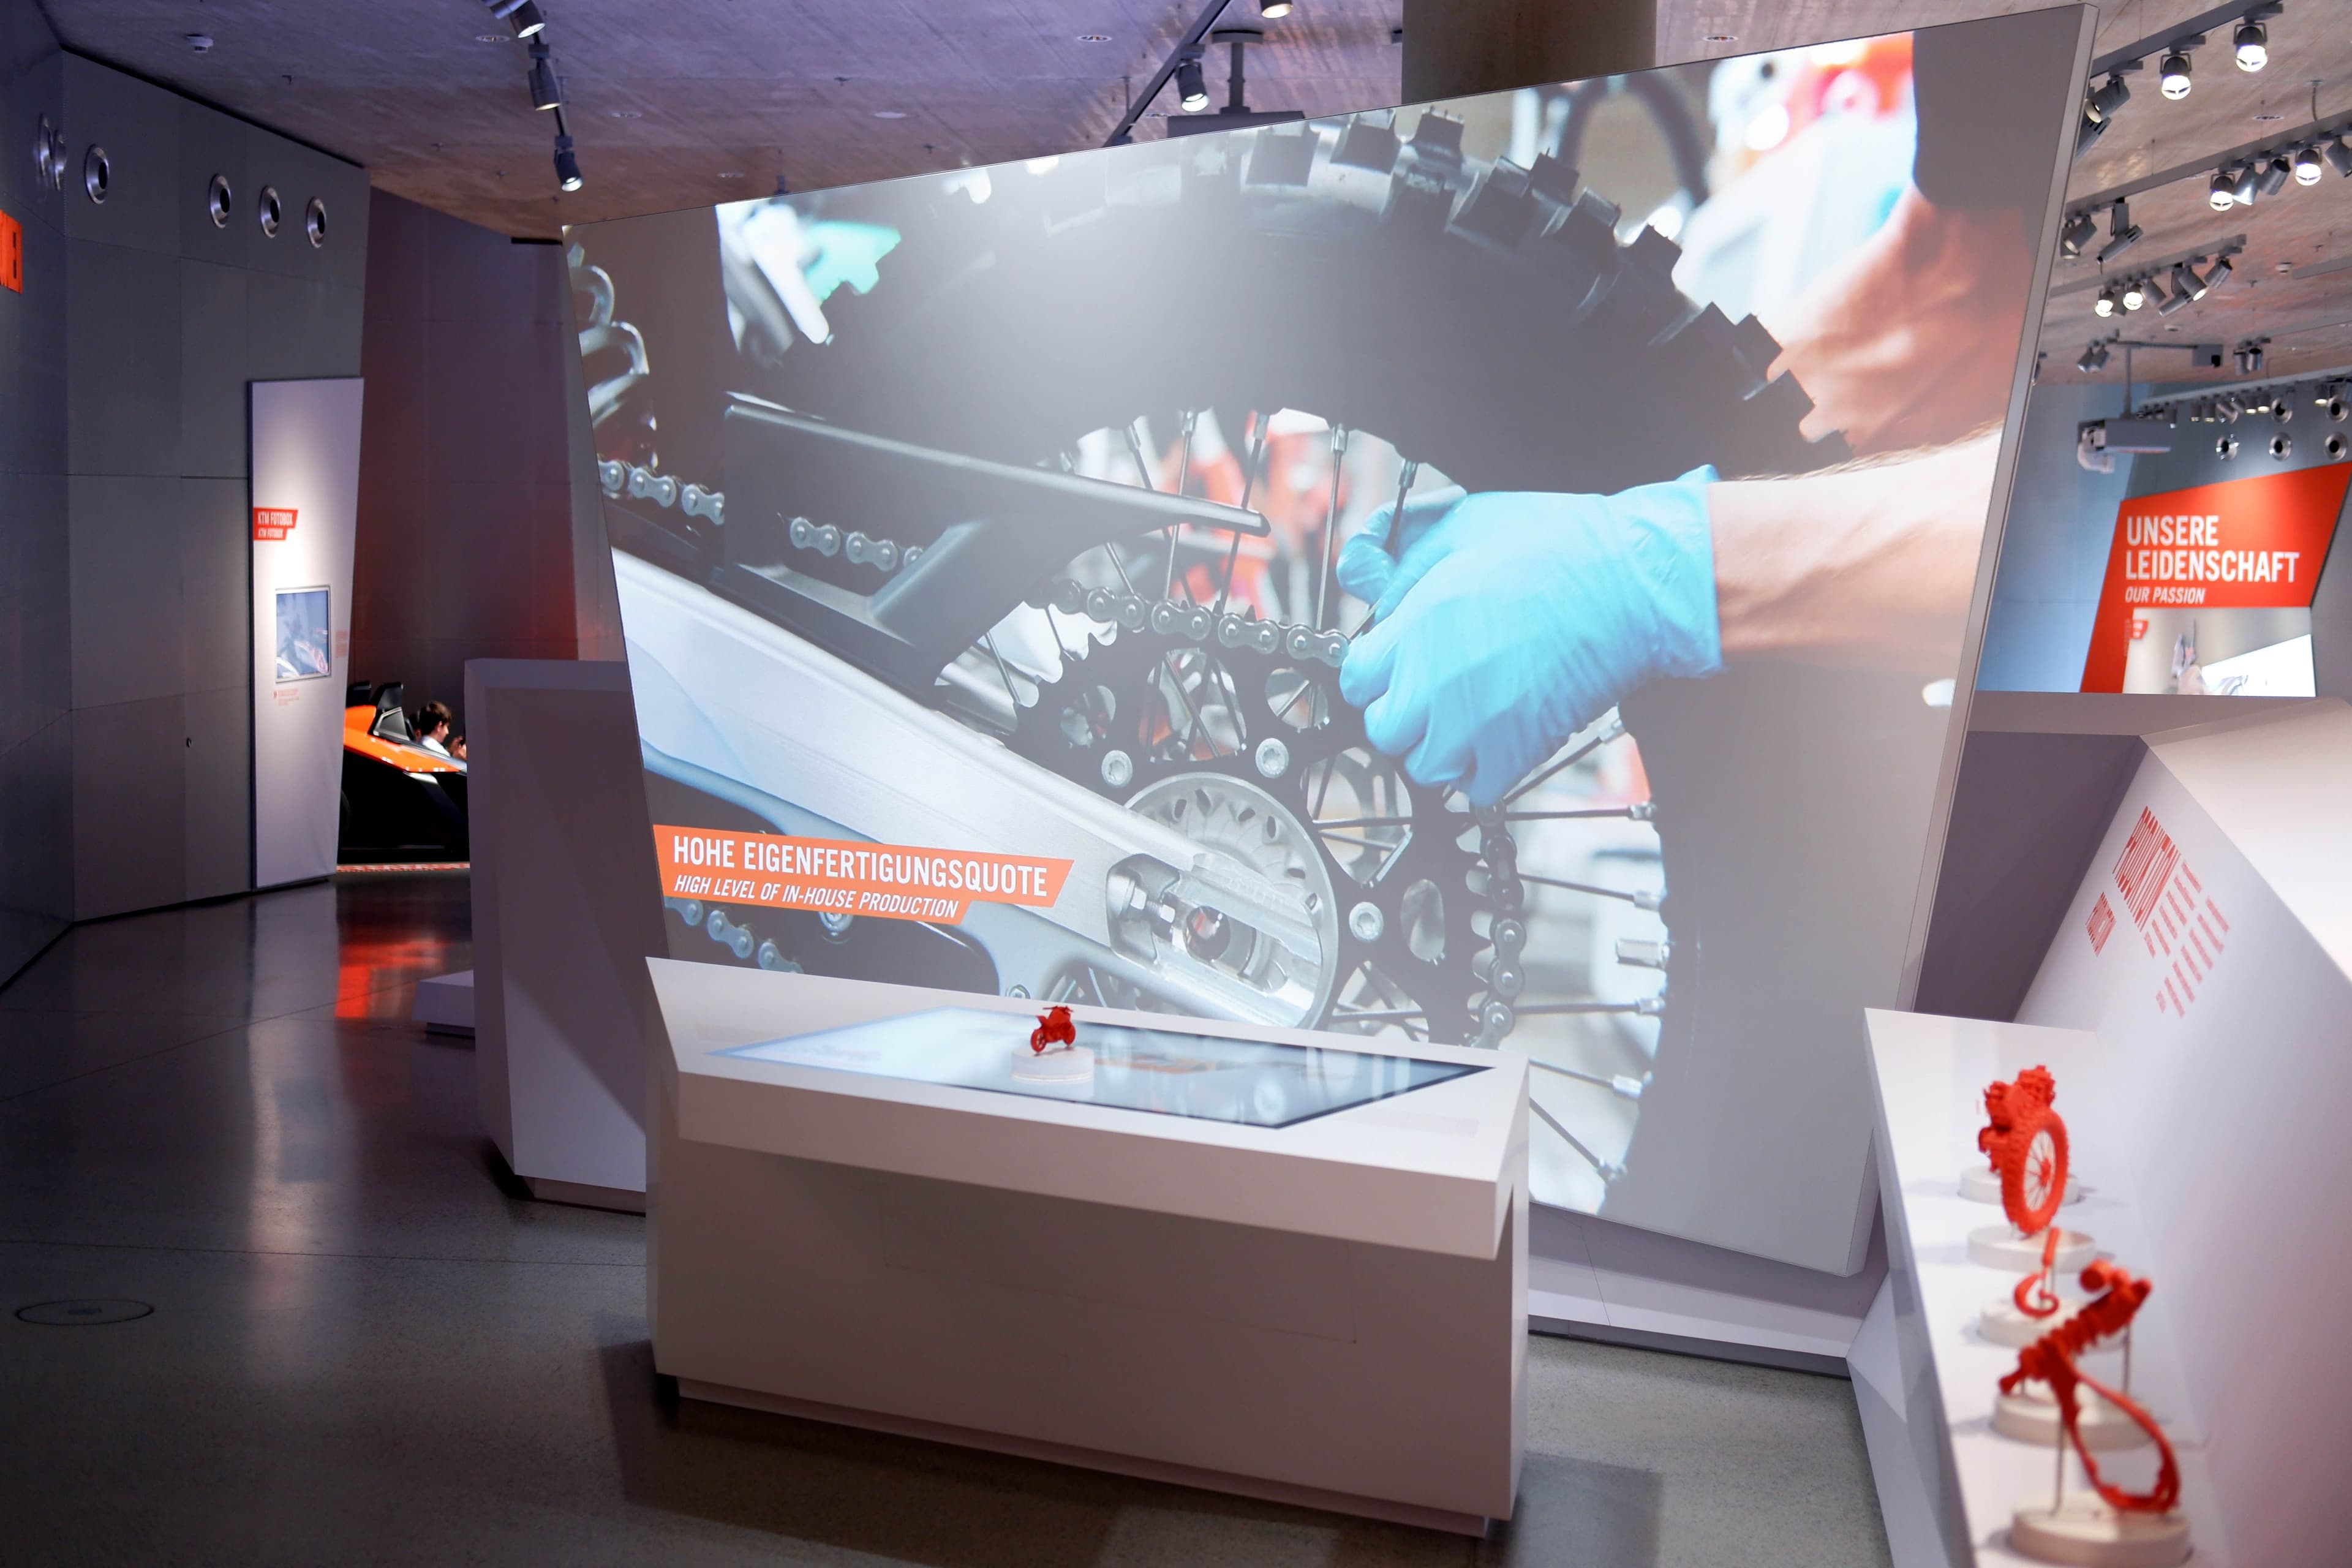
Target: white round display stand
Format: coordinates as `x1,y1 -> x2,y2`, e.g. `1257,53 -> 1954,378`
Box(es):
1991,1384 -> 2154,1450
1969,1224 -> 2095,1272
1979,1294 -> 2081,1348
1010,1045 -> 1095,1088
1961,1166 -> 2082,1206
2009,1499 -> 2190,1566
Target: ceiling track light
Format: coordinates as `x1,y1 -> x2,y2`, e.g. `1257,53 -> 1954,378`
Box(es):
2087,72 -> 2133,121
2060,209 -> 2097,257
2326,137 -> 2352,177
1175,50 -> 1208,112
527,38 -> 564,111
2209,168 -> 2239,210
2256,153 -> 2291,195
2076,112 -> 2109,157
1258,0 -> 1294,16
2095,198 -> 2140,263
2292,144 -> 2324,184
2172,259 -> 2208,301
2203,254 -> 2234,292
2157,281 -> 2195,316
553,129 -> 582,192
2158,47 -> 2194,100
2233,18 -> 2268,72
484,0 -> 547,39
2122,277 -> 2147,311
2094,287 -> 2119,318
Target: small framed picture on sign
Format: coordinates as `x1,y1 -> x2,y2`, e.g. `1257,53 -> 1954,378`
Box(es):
274,586 -> 331,682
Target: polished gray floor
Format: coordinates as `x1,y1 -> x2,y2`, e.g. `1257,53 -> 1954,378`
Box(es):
0,874 -> 1891,1566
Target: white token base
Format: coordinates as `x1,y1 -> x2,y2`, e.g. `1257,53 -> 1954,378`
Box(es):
1961,1166 -> 2082,1207
1969,1224 -> 2095,1273
1978,1293 -> 2081,1348
1008,1044 -> 1095,1089
2009,1499 -> 2191,1567
1991,1385 -> 2154,1450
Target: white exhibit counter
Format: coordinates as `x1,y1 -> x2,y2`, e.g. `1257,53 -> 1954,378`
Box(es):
646,960 -> 1530,1534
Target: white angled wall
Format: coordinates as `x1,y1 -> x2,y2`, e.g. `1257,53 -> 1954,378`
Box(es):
251,377 -> 363,888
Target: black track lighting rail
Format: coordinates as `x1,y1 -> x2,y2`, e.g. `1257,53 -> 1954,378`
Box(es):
2089,0 -> 2281,79
2061,107 -> 2352,219
2049,235 -> 2245,296
1104,0 -> 1242,147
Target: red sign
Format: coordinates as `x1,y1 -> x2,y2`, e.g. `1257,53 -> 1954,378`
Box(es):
252,507 -> 298,541
0,208 -> 20,293
2079,464 -> 2351,691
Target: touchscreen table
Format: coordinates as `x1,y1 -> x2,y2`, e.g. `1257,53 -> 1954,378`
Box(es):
722,1006 -> 1485,1128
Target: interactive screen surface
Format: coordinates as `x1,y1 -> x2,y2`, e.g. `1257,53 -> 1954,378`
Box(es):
274,586 -> 331,682
723,1007 -> 1483,1128
581,9 -> 2086,1272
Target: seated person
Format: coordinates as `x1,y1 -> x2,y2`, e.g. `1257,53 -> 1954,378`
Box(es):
414,701 -> 456,758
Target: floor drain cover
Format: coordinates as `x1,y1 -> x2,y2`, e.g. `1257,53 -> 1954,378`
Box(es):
15,1299 -> 154,1326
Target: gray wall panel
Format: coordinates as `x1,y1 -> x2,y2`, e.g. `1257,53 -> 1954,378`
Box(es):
182,682 -> 250,900
67,473 -> 183,710
180,477 -> 247,695
247,274 -> 363,383
0,714 -> 72,973
1,470 -> 70,734
175,96 -> 246,267
59,53 -> 176,255
178,260 -> 248,478
65,237 -> 181,477
70,692 -> 185,919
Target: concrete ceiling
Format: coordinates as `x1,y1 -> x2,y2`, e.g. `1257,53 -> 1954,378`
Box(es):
45,1 -> 2352,386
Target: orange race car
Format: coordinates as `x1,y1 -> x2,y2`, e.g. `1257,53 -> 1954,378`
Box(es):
341,683 -> 468,862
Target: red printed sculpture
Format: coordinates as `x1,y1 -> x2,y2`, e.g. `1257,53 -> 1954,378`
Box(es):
1029,1005 -> 1076,1052
1979,1066 -> 2069,1235
2012,1228 -> 2064,1320
2002,1261 -> 2179,1515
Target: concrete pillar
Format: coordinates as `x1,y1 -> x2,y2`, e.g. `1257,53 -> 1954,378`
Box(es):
1401,0 -> 1656,102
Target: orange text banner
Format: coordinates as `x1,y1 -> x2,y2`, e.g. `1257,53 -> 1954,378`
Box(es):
2079,464 -> 2350,691
654,824 -> 1072,925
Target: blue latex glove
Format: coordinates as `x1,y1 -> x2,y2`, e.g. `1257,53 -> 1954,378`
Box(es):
1336,469 -> 1722,806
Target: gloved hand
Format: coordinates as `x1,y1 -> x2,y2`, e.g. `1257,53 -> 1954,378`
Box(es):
1336,469 -> 1722,806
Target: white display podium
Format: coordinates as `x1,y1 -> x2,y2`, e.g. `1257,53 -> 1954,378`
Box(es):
646,960 -> 1530,1534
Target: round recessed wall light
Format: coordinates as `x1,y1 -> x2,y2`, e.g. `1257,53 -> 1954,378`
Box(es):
306,196 -> 327,247
208,173 -> 232,227
257,184 -> 282,237
82,143 -> 108,204
873,110 -> 907,119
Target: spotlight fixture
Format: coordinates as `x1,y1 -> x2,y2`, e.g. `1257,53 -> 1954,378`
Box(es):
2171,260 -> 2209,301
527,39 -> 564,111
553,131 -> 582,192
1175,50 -> 1208,112
2293,144 -> 2324,184
2094,287 -> 2119,318
2158,48 -> 2193,99
2234,19 -> 2267,72
2210,169 -> 2239,209
2060,209 -> 2098,256
2203,254 -> 2234,290
2087,73 -> 2132,119
2256,154 -> 2291,196
2076,340 -> 2111,373
2122,277 -> 2147,311
1259,0 -> 1294,15
2076,112 -> 2109,157
2095,198 -> 2141,263
2230,162 -> 2260,203
2158,281 -> 2195,316
2328,137 -> 2352,177
484,0 -> 546,39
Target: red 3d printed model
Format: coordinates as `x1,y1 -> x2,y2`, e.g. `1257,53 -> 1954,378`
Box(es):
2013,1227 -> 2065,1319
2001,1261 -> 2180,1515
1980,1065 -> 2069,1235
1030,1005 -> 1076,1052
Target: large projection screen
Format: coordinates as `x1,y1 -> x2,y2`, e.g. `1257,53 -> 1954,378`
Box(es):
573,9 -> 2089,1273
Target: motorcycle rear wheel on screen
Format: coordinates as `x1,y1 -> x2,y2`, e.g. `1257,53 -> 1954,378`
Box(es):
577,109 -> 1950,1210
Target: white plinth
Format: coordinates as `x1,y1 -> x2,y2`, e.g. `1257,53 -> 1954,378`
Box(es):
1991,1384 -> 2155,1450
1968,1225 -> 2096,1273
649,961 -> 1530,1532
1978,1294 -> 2081,1348
2010,1500 -> 2192,1567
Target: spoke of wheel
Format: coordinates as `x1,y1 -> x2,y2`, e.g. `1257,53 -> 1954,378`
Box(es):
1270,674 -> 1316,725
1123,420 -> 1158,492
1166,411 -> 1198,601
1311,813 -> 1414,830
1313,830 -> 1398,852
1516,999 -> 1656,1016
1214,417 -> 1267,617
1313,425 -> 1348,631
1520,873 -> 1646,905
1532,1060 -> 1634,1095
1504,806 -> 1651,823
1531,1099 -> 1613,1179
980,633 -> 1020,711
1331,1006 -> 1426,1024
1504,718 -> 1625,805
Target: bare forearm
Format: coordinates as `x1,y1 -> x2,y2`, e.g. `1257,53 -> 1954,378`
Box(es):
1708,433 -> 1997,666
